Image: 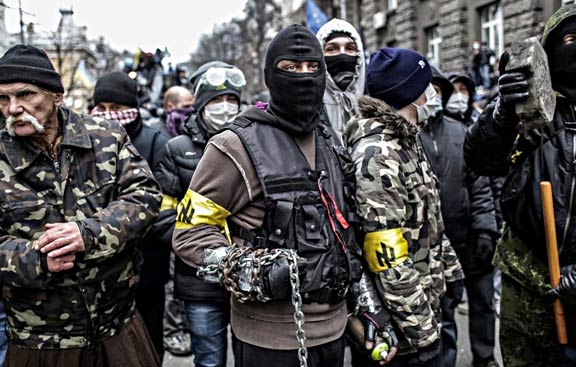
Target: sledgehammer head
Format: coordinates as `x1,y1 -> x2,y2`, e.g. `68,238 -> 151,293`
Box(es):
506,37 -> 556,129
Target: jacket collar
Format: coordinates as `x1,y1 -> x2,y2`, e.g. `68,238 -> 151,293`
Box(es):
2,108 -> 92,172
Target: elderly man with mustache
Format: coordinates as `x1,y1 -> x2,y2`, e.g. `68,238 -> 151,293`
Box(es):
0,44 -> 163,367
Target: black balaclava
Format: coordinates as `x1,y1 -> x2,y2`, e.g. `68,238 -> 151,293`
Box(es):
264,24 -> 326,135
547,16 -> 576,102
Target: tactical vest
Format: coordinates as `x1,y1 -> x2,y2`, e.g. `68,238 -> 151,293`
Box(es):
228,118 -> 361,304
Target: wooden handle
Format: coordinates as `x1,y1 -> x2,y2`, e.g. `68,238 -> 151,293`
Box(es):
540,181 -> 568,344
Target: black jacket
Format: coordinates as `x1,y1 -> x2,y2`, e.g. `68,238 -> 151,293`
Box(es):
464,96 -> 576,265
420,113 -> 498,247
124,117 -> 170,286
154,114 -> 228,303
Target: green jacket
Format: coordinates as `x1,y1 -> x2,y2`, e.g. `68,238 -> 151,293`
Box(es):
0,108 -> 161,349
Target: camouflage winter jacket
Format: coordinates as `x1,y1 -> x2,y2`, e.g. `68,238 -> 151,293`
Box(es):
0,108 -> 162,349
345,96 -> 463,355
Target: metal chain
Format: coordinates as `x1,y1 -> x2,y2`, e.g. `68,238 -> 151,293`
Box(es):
197,244 -> 308,367
286,249 -> 308,367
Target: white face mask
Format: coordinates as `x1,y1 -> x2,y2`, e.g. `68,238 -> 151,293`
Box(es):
446,92 -> 470,115
411,84 -> 437,124
202,101 -> 239,130
431,95 -> 443,118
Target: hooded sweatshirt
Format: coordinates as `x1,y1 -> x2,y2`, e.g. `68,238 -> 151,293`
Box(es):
172,106 -> 347,349
316,18 -> 366,137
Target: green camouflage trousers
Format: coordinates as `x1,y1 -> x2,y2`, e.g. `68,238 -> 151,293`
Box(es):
496,227 -> 576,367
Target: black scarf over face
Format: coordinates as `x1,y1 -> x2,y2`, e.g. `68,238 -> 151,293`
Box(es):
325,54 -> 358,91
264,24 -> 326,135
548,18 -> 576,102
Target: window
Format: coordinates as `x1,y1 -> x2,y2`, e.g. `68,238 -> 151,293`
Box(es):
426,25 -> 442,68
480,2 -> 504,58
388,0 -> 398,11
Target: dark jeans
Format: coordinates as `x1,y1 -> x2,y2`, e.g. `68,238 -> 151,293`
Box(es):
136,282 -> 166,361
442,265 -> 496,366
185,302 -> 229,367
164,253 -> 188,337
233,333 -> 346,367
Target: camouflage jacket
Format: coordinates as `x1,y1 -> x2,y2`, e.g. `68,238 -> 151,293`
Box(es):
0,108 -> 161,349
345,96 -> 463,354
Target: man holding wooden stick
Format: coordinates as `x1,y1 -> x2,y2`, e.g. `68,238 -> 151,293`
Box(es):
464,5 -> 576,367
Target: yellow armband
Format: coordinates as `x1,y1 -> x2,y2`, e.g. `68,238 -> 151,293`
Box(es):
160,194 -> 179,212
175,189 -> 231,243
363,228 -> 409,272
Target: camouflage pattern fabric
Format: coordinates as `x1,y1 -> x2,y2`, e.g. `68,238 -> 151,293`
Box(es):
495,226 -> 576,366
541,4 -> 576,49
0,108 -> 162,349
345,95 -> 462,355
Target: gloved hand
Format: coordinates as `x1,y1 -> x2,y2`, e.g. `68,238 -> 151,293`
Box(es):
545,264 -> 576,301
494,51 -> 530,127
445,279 -> 465,309
360,307 -> 398,364
262,256 -> 307,300
198,246 -> 230,283
474,232 -> 495,266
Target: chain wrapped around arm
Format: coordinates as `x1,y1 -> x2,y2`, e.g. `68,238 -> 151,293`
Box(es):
197,244 -> 308,367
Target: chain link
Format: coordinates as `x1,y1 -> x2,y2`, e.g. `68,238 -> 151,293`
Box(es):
197,245 -> 308,367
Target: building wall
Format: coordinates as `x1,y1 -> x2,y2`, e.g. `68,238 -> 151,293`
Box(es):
359,0 -> 567,75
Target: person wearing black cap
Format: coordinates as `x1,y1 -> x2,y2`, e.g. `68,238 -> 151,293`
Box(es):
345,47 -> 463,367
464,5 -> 576,367
171,24 -> 363,367
92,71 -> 169,361
421,67 -> 499,367
0,44 -> 162,366
154,60 -> 244,366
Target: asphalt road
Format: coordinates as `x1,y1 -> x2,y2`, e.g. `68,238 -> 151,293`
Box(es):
162,302 -> 503,367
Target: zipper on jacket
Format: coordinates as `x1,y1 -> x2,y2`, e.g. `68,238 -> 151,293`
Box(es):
560,105 -> 576,252
430,129 -> 439,165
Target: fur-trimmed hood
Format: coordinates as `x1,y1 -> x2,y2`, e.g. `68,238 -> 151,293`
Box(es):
344,95 -> 419,148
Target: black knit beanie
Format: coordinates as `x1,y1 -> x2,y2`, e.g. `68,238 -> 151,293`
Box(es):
94,71 -> 139,108
0,44 -> 64,93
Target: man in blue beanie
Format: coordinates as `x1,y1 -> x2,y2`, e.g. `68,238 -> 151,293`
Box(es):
344,47 -> 463,367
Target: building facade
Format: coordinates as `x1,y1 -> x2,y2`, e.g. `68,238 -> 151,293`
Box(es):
358,0 -> 571,74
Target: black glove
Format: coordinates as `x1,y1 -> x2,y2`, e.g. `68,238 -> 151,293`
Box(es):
494,51 -> 530,127
262,256 -> 307,300
545,264 -> 576,301
474,233 -> 495,265
360,307 -> 398,361
445,279 -> 465,309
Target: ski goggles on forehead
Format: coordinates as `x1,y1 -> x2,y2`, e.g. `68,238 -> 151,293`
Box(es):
195,67 -> 246,94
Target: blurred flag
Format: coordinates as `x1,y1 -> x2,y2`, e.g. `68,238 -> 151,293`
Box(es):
306,0 -> 329,34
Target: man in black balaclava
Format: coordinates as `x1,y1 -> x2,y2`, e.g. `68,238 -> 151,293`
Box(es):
464,5 -> 576,367
92,71 -> 169,361
171,24 -> 365,367
263,24 -> 326,134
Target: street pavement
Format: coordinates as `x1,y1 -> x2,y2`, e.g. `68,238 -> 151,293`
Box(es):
162,302 -> 503,367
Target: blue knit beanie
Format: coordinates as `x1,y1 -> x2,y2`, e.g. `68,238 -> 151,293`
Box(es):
366,48 -> 432,109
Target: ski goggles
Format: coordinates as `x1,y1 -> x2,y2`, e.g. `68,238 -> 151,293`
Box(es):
194,67 -> 246,94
